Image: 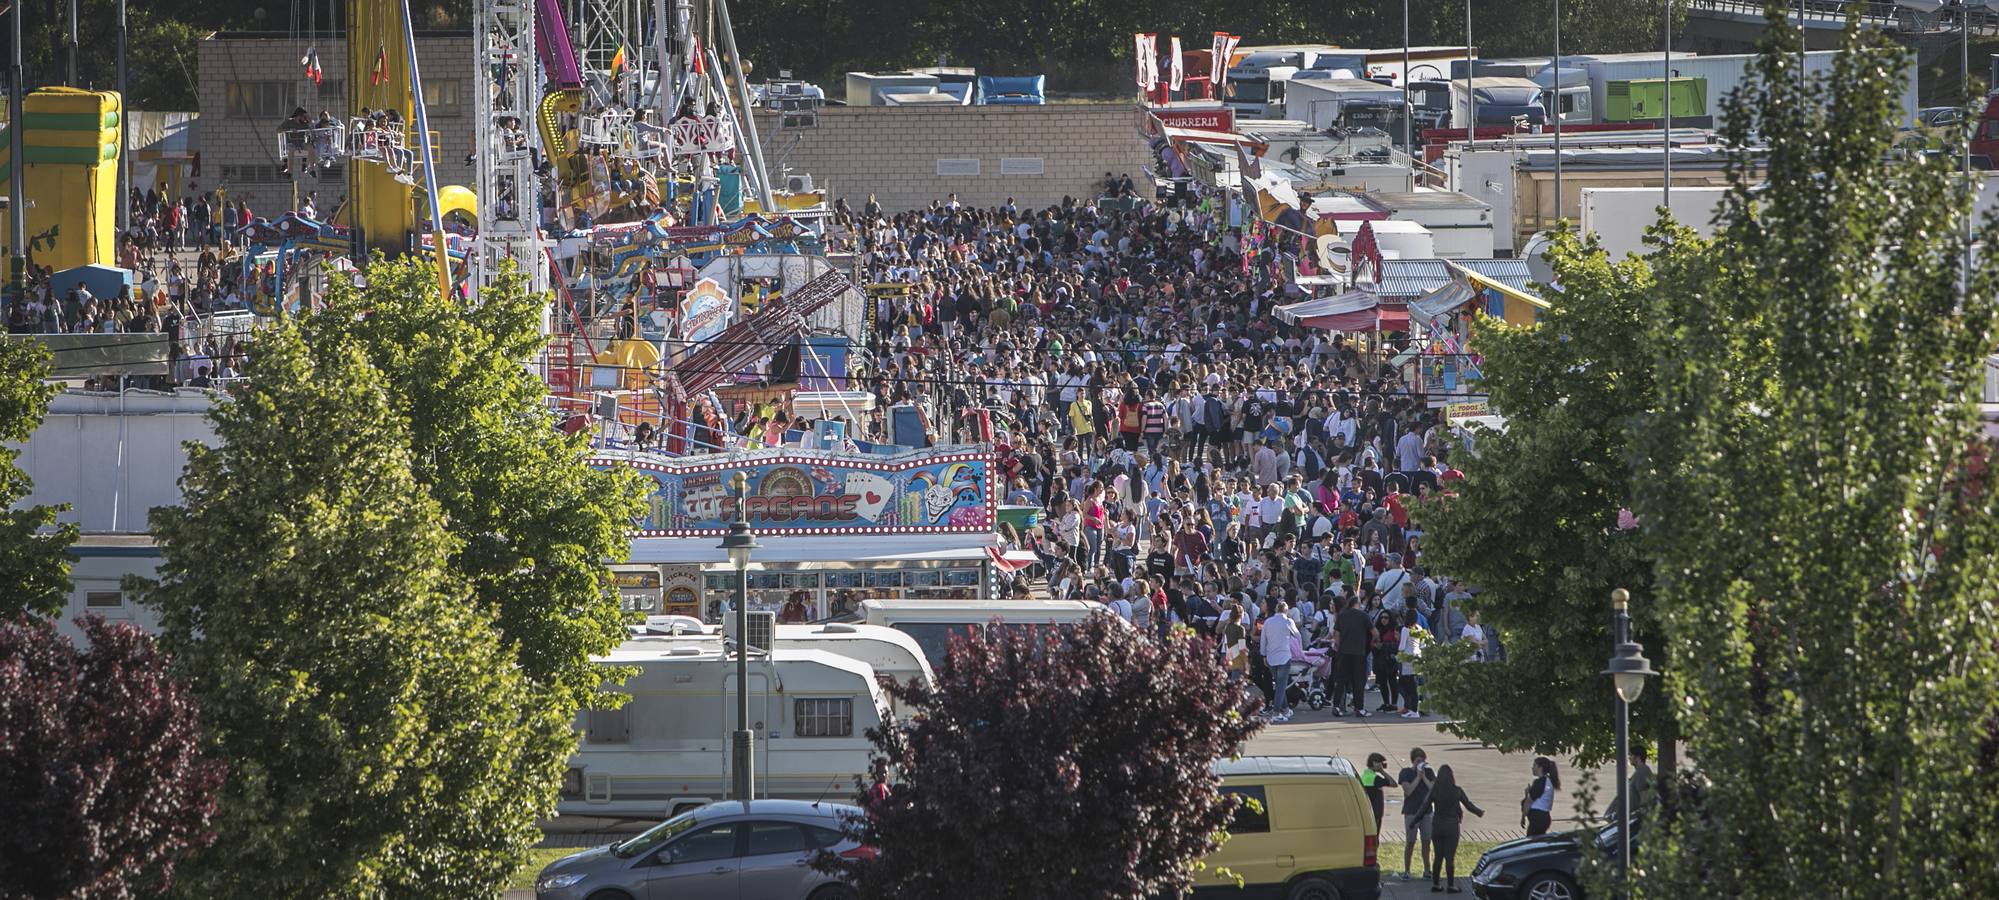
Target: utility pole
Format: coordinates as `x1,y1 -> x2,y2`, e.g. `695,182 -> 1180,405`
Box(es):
117,0 -> 129,232
66,0 -> 79,86
9,0 -> 28,308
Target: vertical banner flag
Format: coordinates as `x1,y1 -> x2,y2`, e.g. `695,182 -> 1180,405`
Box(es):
1169,36 -> 1184,92
1134,33 -> 1160,88
1212,33 -> 1241,89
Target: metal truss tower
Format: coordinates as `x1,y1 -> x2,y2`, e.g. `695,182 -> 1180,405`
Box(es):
473,0 -> 549,295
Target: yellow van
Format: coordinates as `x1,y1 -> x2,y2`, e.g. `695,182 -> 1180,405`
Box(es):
1195,756 -> 1381,900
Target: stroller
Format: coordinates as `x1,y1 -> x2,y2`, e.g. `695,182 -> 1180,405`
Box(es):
1255,628 -> 1335,712
1284,634 -> 1335,711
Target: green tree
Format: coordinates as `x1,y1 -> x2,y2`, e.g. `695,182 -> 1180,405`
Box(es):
0,339 -> 76,620
141,323 -> 567,898
824,615 -> 1263,899
1413,227 -> 1699,766
297,258 -> 646,716
1630,14 -> 1999,897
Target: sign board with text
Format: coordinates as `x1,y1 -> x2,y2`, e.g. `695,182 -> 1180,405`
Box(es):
595,447 -> 994,537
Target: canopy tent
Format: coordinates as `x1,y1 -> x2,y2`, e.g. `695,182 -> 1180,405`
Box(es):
1273,290 -> 1408,332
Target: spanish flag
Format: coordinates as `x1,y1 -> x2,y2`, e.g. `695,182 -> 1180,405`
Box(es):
370,44 -> 388,86
610,45 -> 628,75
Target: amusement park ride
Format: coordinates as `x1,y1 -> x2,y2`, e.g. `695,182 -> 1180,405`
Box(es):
259,0 -> 859,454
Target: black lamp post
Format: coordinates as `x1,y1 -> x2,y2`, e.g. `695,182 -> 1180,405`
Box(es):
1602,587 -> 1657,887
719,472 -> 760,804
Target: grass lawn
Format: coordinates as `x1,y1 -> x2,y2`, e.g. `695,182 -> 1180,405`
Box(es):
1378,840 -> 1500,882
509,847 -> 589,892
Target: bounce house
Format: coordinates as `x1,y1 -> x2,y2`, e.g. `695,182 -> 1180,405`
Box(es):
0,88 -> 122,272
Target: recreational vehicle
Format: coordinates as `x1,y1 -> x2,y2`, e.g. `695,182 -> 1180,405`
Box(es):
620,619 -> 934,714
559,643 -> 888,825
859,598 -> 1109,667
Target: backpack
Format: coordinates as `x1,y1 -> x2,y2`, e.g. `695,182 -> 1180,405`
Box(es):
1203,395 -> 1226,432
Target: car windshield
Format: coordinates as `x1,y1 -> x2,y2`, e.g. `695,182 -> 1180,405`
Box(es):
611,811 -> 701,858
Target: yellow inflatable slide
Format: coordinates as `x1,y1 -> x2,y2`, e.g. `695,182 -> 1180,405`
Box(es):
0,88 -> 122,272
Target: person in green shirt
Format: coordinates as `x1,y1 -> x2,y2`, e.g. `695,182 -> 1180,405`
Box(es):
1360,752 -> 1391,828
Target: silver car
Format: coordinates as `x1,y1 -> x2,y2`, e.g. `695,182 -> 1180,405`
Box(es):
535,799 -> 867,900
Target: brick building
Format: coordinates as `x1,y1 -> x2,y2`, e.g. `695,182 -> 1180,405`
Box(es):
195,31 -> 477,216
752,104 -> 1153,214
197,30 -> 1151,220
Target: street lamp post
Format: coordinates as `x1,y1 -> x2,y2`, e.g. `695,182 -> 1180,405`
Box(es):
1602,587 -> 1658,887
1554,0 -> 1563,228
719,472 -> 761,804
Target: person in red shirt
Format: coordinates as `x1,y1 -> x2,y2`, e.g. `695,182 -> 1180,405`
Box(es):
1385,489 -> 1410,529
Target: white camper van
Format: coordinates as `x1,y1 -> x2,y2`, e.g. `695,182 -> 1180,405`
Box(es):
619,620 -> 934,713
859,598 -> 1108,667
559,644 -> 889,824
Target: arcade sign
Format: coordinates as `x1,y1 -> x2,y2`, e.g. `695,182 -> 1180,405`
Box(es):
595,447 -> 995,537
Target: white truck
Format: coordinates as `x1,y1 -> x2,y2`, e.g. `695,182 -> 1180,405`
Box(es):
1225,46 -> 1358,119
1283,77 -> 1410,139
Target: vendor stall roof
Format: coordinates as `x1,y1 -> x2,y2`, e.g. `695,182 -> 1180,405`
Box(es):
1377,258 -> 1535,299
627,532 -> 998,565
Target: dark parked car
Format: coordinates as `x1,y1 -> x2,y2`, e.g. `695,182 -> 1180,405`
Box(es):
534,799 -> 868,900
1470,824 -> 1629,900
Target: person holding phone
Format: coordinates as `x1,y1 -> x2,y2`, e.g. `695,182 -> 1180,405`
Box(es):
1397,747 -> 1436,882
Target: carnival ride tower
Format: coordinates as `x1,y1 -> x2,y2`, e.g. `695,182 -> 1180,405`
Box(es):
473,0 -> 549,294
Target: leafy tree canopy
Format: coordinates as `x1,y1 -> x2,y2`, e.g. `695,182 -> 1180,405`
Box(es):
1414,225 -> 1699,766
141,320 -> 567,898
1629,13 -> 1999,897
0,338 -> 76,621
826,616 -> 1263,900
299,257 -> 647,715
0,614 -> 224,900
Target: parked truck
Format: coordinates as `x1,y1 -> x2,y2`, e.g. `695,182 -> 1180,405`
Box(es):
1225,46 -> 1347,119
1283,77 -> 1410,140
1543,50 -> 1913,126
1451,77 -> 1548,130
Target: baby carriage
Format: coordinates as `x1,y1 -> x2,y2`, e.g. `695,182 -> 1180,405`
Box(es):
1285,635 -> 1335,710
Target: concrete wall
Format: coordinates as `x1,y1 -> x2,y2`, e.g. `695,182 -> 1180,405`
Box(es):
754,104 -> 1152,213
196,32 -> 478,216
13,391 -> 217,534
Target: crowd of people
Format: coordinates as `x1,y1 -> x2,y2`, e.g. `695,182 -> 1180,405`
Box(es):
815,188 -> 1501,726
5,188 -> 261,388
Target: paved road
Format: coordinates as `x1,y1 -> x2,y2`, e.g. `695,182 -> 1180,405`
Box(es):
1245,703 -> 1608,845
506,700 -> 1609,899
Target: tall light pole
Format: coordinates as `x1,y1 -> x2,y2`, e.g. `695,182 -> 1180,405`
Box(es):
66,0 -> 78,86
1465,0 -> 1476,144
1602,588 -> 1658,886
1662,0 -> 1673,213
117,0 -> 128,233
8,0 -> 26,309
719,472 -> 761,803
1553,0 -> 1563,229
1404,0 -> 1413,190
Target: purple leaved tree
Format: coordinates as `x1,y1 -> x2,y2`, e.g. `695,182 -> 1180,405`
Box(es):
0,615 -> 224,900
823,613 -> 1263,899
